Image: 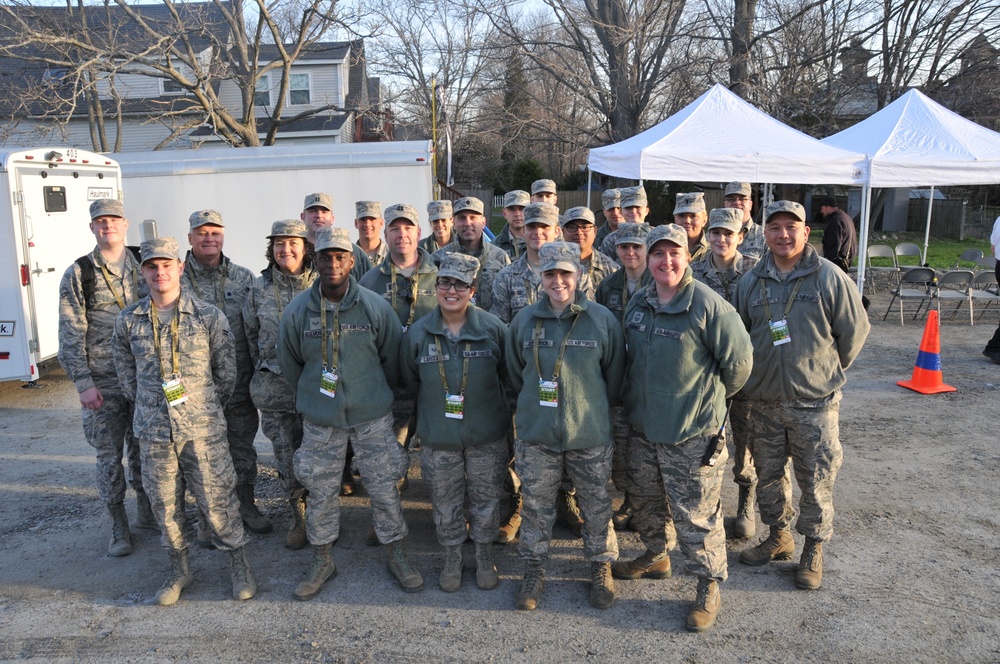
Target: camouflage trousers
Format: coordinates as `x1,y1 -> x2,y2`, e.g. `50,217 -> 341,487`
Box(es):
391,397 -> 416,481
514,440 -> 619,564
139,435 -> 247,553
420,437 -> 507,546
610,405 -> 629,492
627,430 -> 728,581
260,409 -> 304,500
750,400 -> 843,542
224,398 -> 260,485
80,394 -> 144,504
728,399 -> 757,488
296,413 -> 408,547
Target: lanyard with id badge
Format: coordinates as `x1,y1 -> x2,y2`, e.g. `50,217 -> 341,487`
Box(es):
391,263 -> 419,333
533,314 -> 581,408
151,304 -> 188,407
320,303 -> 341,398
436,336 -> 471,419
760,277 -> 803,346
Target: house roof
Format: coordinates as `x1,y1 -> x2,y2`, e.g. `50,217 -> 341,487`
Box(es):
190,112 -> 351,139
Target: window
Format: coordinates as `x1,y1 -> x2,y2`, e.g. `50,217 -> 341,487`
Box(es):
161,78 -> 184,95
254,74 -> 271,107
288,73 -> 310,105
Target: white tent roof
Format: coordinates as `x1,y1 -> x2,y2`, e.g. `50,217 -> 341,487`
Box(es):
587,84 -> 867,185
822,89 -> 1000,187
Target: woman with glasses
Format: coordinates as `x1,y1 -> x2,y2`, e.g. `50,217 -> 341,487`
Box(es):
399,252 -> 511,593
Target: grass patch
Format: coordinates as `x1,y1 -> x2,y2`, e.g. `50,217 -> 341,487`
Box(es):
811,227 -> 991,269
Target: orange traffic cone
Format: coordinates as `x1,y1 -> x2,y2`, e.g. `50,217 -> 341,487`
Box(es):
898,310 -> 956,394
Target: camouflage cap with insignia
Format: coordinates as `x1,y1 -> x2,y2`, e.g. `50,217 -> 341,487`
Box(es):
437,252 -> 480,286
765,200 -> 806,223
427,200 -> 453,221
646,223 -> 688,249
707,208 -> 744,233
314,227 -> 354,253
601,188 -> 621,210
615,222 -> 650,245
621,185 -> 648,208
531,179 -> 557,195
267,219 -> 308,239
503,190 -> 530,208
453,196 -> 485,215
90,198 -> 125,220
189,209 -> 224,229
303,192 -> 333,211
140,236 -> 180,264
355,201 -> 382,219
673,192 -> 706,215
385,203 -> 419,226
725,181 -> 752,197
524,202 -> 560,227
560,206 -> 596,226
539,241 -> 581,273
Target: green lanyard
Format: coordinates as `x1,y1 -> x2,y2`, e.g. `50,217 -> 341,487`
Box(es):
760,276 -> 804,324
320,302 -> 341,372
150,303 -> 181,379
99,260 -> 138,310
187,263 -> 225,309
533,312 -> 581,382
435,336 -> 471,397
390,262 -> 419,328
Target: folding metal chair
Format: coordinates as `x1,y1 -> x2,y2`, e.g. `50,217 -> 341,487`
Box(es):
935,270 -> 974,324
883,267 -> 937,325
953,249 -> 983,270
865,244 -> 898,291
970,271 -> 1000,322
894,242 -> 923,268
976,255 -> 997,272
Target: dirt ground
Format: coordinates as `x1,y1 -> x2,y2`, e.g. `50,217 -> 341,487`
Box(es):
1,290 -> 998,663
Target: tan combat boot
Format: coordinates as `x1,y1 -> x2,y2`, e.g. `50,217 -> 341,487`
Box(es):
237,483 -> 273,534
295,542 -> 337,601
686,578 -> 721,632
611,550 -> 671,580
732,485 -> 757,539
611,494 -> 633,531
556,489 -> 584,537
133,491 -> 159,531
286,497 -> 307,550
496,493 -> 522,544
590,562 -> 615,609
386,540 -> 424,593
516,561 -> 544,611
795,538 -> 823,590
439,544 -> 463,592
107,502 -> 133,557
154,549 -> 193,606
229,546 -> 257,601
475,542 -> 499,590
740,526 -> 795,566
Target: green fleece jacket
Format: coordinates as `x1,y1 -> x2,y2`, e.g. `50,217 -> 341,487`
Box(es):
506,293 -> 625,451
400,305 -> 511,450
622,268 -> 752,445
277,276 -> 401,428
358,248 -> 439,331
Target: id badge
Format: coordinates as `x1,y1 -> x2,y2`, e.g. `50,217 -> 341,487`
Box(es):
539,379 -> 559,407
770,318 -> 791,346
445,393 -> 465,419
401,325 -> 409,334
162,377 -> 188,407
320,369 -> 339,398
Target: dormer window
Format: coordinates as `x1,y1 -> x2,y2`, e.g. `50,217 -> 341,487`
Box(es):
289,73 -> 311,105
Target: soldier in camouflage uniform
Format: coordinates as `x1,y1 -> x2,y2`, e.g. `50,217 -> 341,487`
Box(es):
600,185 -> 649,259
723,181 -> 766,258
181,210 -> 270,536
419,200 -> 455,254
506,242 -> 625,611
355,200 -> 389,266
58,198 -> 153,557
691,208 -> 761,540
674,192 -> 710,263
595,188 -> 622,250
278,227 -> 422,600
400,253 -> 511,592
300,192 -> 372,281
489,202 -> 561,325
492,190 -> 530,259
432,197 -> 510,313
243,220 -> 317,550
734,201 -> 869,592
560,206 -> 618,299
112,237 -> 256,606
530,179 -> 558,205
617,223 -> 752,632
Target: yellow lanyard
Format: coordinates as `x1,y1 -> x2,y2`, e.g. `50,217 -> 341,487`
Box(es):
390,262 -> 419,328
150,303 -> 180,379
320,301 -> 341,372
760,277 -> 804,324
533,311 -> 581,382
435,336 -> 471,397
99,260 -> 137,310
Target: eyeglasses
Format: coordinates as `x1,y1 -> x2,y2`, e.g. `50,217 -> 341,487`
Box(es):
436,279 -> 471,293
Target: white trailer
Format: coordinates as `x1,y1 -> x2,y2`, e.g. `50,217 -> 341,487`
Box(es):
0,148 -> 122,383
114,141 -> 435,272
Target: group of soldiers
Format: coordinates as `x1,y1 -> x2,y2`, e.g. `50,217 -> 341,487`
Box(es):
58,177 -> 869,632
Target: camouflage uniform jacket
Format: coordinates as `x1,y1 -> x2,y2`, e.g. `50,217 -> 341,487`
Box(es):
689,234 -> 710,263
362,240 -> 389,267
594,267 -> 651,324
112,291 -> 236,442
489,255 -> 543,324
358,248 -> 439,332
278,276 -> 402,428
690,251 -> 759,304
733,245 -> 870,403
180,251 -> 255,404
492,223 -> 526,260
433,240 -> 511,313
506,293 -> 625,452
740,219 -> 766,259
579,250 -> 619,300
58,246 -> 147,394
418,233 -> 453,254
595,222 -> 615,250
622,270 -> 752,445
350,244 -> 373,281
599,228 -> 626,263
243,265 -> 317,412
400,305 -> 511,450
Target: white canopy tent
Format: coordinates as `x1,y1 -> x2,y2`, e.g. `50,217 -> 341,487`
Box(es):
823,89 -> 1000,285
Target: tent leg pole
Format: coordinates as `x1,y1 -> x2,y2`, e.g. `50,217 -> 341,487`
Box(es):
857,184 -> 871,292
587,170 -> 592,209
922,186 -> 934,266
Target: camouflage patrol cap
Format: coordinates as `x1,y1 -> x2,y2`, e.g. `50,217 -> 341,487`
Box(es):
453,197 -> 485,215
189,209 -> 224,229
531,179 -> 557,196
646,223 -> 688,249
140,236 -> 180,264
615,222 -> 650,246
724,181 -> 752,198
437,252 -> 480,286
560,206 -> 596,226
765,200 -> 807,223
90,198 -> 125,220
503,190 -> 530,208
707,208 -> 744,234
524,202 -> 560,227
267,219 -> 308,239
620,185 -> 648,208
673,192 -> 706,215
355,201 -> 382,219
303,192 -> 333,211
385,203 -> 419,226
427,200 -> 453,221
314,227 -> 353,253
601,188 -> 621,210
539,241 -> 581,273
